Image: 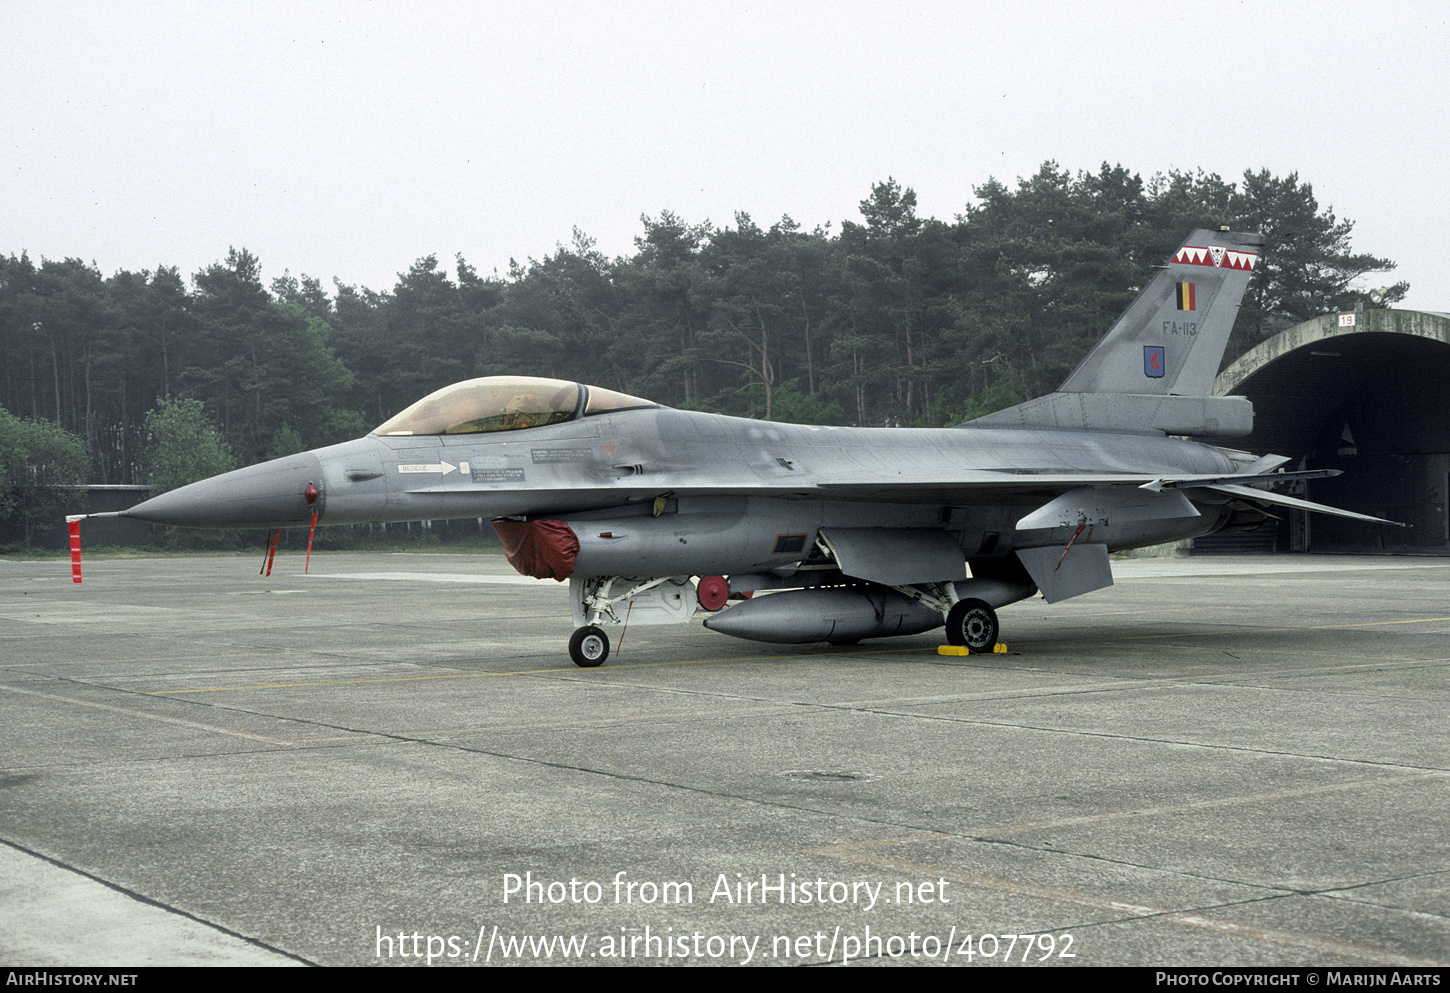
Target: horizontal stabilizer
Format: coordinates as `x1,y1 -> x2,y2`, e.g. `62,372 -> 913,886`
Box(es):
1142,469 -> 1341,492
1204,483 -> 1407,527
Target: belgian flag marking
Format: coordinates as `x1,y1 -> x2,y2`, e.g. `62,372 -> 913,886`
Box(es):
1176,281 -> 1196,310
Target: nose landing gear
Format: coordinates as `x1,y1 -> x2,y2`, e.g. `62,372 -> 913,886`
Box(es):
568,626 -> 610,667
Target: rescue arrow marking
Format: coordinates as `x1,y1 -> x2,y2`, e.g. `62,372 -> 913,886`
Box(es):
397,461 -> 457,475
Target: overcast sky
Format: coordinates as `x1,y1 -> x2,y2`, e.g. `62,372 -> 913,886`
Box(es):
4,1 -> 1447,310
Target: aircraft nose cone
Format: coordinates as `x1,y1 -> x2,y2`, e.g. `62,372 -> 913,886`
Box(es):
124,452 -> 325,529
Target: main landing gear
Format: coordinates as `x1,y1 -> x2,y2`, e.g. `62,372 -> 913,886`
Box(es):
568,626 -> 610,667
945,598 -> 999,654
564,579 -> 1004,665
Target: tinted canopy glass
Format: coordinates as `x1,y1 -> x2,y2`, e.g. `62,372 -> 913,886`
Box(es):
375,377 -> 581,436
373,377 -> 657,436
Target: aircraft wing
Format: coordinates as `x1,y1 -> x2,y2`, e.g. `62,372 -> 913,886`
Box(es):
805,467 -> 1328,496
407,469 -> 1258,504
405,466 -> 1403,528
821,469 -> 1403,527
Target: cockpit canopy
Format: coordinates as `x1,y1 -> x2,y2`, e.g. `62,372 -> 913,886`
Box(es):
373,376 -> 656,436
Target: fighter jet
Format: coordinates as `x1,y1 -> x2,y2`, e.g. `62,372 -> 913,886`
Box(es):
110,229 -> 1399,666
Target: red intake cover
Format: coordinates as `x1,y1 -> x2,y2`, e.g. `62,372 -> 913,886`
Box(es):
492,519 -> 580,581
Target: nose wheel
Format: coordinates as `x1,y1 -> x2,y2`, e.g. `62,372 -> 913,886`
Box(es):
569,626 -> 610,667
945,599 -> 999,654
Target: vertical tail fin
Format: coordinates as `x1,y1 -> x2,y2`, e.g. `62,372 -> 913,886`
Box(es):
1058,228 -> 1264,397
964,228 -> 1264,438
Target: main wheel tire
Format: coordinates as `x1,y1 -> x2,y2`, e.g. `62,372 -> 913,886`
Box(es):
946,599 -> 999,654
568,626 -> 610,667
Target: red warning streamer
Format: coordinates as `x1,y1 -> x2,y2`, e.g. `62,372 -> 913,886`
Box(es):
616,600 -> 633,660
305,512 -> 318,573
262,528 -> 280,577
68,517 -> 82,583
1055,523 -> 1093,572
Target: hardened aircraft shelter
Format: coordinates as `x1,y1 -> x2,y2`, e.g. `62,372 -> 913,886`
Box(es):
1213,308 -> 1450,554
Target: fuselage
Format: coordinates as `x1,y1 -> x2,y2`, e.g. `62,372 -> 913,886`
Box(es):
124,403 -> 1245,578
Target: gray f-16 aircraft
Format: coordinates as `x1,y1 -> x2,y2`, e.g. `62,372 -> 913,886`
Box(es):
112,228 -> 1398,666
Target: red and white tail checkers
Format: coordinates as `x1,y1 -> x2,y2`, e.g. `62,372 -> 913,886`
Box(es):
66,515 -> 83,583
1172,244 -> 1258,270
